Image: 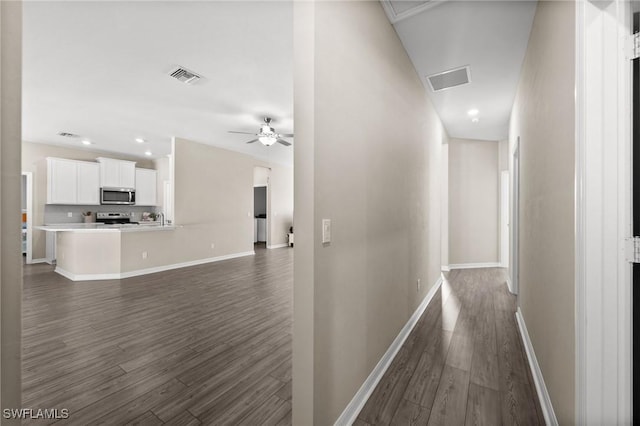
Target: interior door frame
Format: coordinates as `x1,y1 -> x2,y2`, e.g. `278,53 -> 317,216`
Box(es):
500,170 -> 509,268
510,138 -> 520,295
575,0 -> 632,422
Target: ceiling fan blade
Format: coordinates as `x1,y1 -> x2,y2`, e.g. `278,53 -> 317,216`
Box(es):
246,139 -> 259,144
279,133 -> 294,137
277,139 -> 291,146
228,131 -> 256,135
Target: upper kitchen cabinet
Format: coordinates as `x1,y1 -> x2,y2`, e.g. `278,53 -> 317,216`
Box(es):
96,157 -> 136,188
77,161 -> 100,204
135,168 -> 157,206
47,158 -> 100,205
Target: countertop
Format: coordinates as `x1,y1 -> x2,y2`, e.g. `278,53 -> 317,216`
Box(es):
36,223 -> 178,233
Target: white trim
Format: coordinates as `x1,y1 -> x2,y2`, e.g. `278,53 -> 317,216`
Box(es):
267,243 -> 288,249
515,308 -> 558,426
334,275 -> 444,426
575,0 -> 632,423
54,251 -> 255,281
30,258 -> 48,264
441,265 -> 450,272
448,262 -> 501,270
506,276 -> 514,295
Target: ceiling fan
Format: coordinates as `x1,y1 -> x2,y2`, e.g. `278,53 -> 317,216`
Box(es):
228,117 -> 293,147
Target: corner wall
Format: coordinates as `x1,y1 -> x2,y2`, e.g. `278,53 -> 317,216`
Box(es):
293,1 -> 446,423
509,1 -> 576,422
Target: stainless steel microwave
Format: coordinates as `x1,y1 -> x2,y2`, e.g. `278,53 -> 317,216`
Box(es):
100,187 -> 136,205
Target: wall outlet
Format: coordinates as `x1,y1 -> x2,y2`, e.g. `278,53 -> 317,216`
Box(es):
142,251 -> 148,259
211,243 -> 215,249
67,212 -> 73,218
417,278 -> 421,292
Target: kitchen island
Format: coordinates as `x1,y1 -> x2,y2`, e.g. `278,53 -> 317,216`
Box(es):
36,223 -> 178,281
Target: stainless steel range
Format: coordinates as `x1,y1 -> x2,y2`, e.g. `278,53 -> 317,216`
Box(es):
96,212 -> 137,225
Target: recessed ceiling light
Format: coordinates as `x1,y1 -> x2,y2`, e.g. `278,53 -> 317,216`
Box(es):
472,118 -> 479,123
135,138 -> 146,144
467,109 -> 479,117
144,151 -> 152,156
81,140 -> 92,145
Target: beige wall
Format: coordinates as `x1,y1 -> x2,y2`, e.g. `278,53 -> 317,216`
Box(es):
268,166 -> 293,247
170,137 -> 292,264
1,0 -> 23,415
57,232 -> 120,275
440,143 -> 449,268
173,137 -> 254,255
509,1 -> 575,423
448,138 -> 499,265
293,1 -> 446,423
21,141 -> 153,259
498,139 -> 509,171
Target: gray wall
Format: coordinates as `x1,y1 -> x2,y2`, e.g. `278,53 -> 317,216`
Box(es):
448,138 -> 499,265
293,1 -> 446,423
509,1 -> 575,422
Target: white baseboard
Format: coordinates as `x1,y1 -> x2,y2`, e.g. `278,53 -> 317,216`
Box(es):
267,243 -> 289,249
55,251 -> 255,282
515,308 -> 558,426
334,274 -> 444,426
506,276 -> 515,294
441,265 -> 451,272
30,258 -> 48,264
448,262 -> 501,270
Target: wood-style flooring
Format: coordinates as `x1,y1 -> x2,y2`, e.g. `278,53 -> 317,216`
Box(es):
357,268 -> 544,425
22,244 -> 292,425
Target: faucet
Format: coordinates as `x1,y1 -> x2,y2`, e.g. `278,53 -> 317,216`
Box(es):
157,212 -> 165,226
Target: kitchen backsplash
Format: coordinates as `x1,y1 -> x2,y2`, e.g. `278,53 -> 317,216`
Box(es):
44,205 -> 159,224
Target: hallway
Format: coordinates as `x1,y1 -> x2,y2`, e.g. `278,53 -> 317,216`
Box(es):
356,269 -> 543,425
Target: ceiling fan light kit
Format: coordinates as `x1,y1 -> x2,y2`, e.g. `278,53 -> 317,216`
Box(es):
228,117 -> 293,147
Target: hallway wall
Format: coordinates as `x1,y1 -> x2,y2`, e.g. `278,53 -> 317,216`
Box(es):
293,1 -> 447,423
448,138 -> 499,265
509,1 -> 576,422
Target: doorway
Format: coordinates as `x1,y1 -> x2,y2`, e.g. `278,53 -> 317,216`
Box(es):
21,172 -> 33,264
254,166 -> 271,249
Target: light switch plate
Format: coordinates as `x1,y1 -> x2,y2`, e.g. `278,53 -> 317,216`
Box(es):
322,219 -> 331,244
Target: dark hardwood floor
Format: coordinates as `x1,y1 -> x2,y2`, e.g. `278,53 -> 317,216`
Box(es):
357,268 -> 544,426
22,244 -> 292,425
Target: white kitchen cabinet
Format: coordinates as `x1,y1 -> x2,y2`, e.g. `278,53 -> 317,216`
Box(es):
135,168 -> 157,206
76,162 -> 100,205
47,158 -> 101,205
97,157 -> 136,188
47,158 -> 77,204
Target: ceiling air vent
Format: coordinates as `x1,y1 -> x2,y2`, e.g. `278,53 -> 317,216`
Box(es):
168,66 -> 202,84
57,132 -> 79,138
427,66 -> 471,92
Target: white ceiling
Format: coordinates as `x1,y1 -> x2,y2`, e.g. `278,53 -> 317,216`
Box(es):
23,1 -> 293,165
384,0 -> 537,141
